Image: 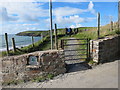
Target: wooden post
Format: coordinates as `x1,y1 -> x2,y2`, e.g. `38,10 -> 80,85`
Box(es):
111,21 -> 113,31
97,12 -> 100,39
87,39 -> 89,60
41,33 -> 43,41
32,36 -> 34,47
12,38 -> 16,53
118,1 -> 120,31
49,0 -> 53,50
5,33 -> 9,56
87,38 -> 90,61
88,39 -> 90,60
54,23 -> 58,50
60,40 -> 64,49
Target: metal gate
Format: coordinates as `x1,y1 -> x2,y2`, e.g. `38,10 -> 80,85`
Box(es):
61,38 -> 90,62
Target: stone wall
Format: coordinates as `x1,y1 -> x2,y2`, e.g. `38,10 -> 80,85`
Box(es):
1,50 -> 66,83
90,35 -> 120,63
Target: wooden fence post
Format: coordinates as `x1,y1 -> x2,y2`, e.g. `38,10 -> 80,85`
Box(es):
32,36 -> 34,47
97,12 -> 100,39
12,38 -> 16,53
54,23 -> 58,50
87,38 -> 90,61
111,21 -> 113,31
41,33 -> 43,41
87,39 -> 89,60
60,40 -> 64,49
88,39 -> 90,59
5,33 -> 9,56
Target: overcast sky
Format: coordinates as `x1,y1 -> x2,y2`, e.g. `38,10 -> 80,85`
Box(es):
0,0 -> 118,34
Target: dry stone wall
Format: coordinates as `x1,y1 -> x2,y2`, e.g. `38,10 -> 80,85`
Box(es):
90,35 -> 120,63
1,50 -> 66,83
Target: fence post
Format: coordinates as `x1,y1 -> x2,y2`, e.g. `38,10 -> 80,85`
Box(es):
111,21 -> 113,31
41,33 -> 43,41
87,39 -> 89,60
54,23 -> 58,50
61,40 -> 64,49
97,12 -> 100,39
87,38 -> 90,61
5,33 -> 9,56
88,39 -> 90,60
32,36 -> 34,47
12,38 -> 16,53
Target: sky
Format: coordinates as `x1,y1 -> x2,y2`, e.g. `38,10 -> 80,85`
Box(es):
0,0 -> 118,34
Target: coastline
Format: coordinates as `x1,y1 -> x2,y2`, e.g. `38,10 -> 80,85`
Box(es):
0,34 -> 42,52
0,44 -> 30,52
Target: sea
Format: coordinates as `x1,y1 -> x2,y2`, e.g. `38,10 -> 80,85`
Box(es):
0,34 -> 41,51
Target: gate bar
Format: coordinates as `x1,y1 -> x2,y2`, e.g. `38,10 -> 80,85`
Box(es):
64,54 -> 87,57
65,58 -> 86,61
63,39 -> 87,40
64,44 -> 87,46
64,49 -> 87,52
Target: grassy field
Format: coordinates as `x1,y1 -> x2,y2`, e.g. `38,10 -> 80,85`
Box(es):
72,23 -> 120,63
74,28 -> 120,40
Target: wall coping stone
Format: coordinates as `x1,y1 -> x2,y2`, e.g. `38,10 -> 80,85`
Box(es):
1,49 -> 64,60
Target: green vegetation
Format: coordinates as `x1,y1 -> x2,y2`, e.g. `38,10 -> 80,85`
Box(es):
16,30 -> 49,36
72,24 -> 120,64
74,24 -> 119,40
1,22 -> 120,58
32,73 -> 54,82
2,80 -> 24,86
2,73 -> 55,86
0,28 -> 67,57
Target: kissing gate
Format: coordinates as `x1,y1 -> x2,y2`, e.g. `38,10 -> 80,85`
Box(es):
61,38 -> 90,62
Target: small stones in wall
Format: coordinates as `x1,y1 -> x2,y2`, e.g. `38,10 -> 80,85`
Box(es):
2,50 -> 66,83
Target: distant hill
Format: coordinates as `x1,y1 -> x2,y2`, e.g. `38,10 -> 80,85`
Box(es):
16,30 -> 49,37
16,27 -> 96,37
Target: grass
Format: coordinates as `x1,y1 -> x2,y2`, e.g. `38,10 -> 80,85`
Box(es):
0,34 -> 67,57
1,23 -> 120,58
2,80 -> 24,86
72,25 -> 120,64
0,35 -> 51,57
16,30 -> 49,36
32,73 -> 54,83
75,26 -> 120,40
2,73 -> 55,86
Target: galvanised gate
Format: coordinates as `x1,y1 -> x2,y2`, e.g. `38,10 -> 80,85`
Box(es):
61,38 -> 90,63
